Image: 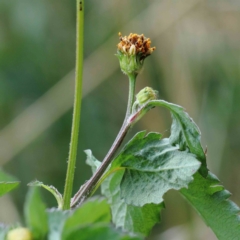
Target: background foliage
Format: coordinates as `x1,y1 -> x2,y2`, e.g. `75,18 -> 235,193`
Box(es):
0,0 -> 240,239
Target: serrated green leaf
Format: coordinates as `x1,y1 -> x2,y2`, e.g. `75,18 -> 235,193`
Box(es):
86,153 -> 163,236
147,100 -> 208,176
111,132 -> 200,206
0,182 -> 19,197
28,180 -> 63,209
24,187 -> 48,240
62,197 -> 111,239
180,172 -> 240,239
47,209 -> 71,240
64,223 -> 143,240
102,170 -> 163,236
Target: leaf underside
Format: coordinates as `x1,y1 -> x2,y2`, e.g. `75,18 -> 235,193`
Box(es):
181,172 -> 240,240
47,209 -> 72,240
28,180 -> 63,209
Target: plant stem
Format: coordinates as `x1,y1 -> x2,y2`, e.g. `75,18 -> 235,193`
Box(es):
71,74 -> 137,208
125,74 -> 137,119
62,0 -> 84,210
71,122 -> 131,207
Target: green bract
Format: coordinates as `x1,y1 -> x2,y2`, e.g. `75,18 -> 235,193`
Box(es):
116,50 -> 144,76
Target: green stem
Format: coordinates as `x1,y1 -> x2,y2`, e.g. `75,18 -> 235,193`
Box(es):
125,74 -> 137,119
70,74 -> 137,208
62,0 -> 84,210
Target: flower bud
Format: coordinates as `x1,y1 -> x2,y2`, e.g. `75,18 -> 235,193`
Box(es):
136,87 -> 158,105
116,33 -> 156,76
7,228 -> 33,240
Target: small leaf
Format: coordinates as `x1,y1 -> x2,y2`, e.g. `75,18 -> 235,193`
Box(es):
180,172 -> 240,240
112,132 -> 200,206
0,182 -> 19,197
24,187 -> 48,240
47,209 -> 71,240
85,149 -> 101,171
28,180 -> 63,209
62,197 -> 111,239
64,223 -> 143,240
147,100 -> 208,176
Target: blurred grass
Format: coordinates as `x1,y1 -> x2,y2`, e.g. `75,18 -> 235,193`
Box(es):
0,0 -> 240,239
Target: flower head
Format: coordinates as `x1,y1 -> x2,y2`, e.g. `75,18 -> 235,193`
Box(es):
116,33 -> 156,76
117,33 -> 156,58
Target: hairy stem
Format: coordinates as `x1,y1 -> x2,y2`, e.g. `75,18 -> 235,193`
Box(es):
71,74 -> 137,208
63,0 -> 84,210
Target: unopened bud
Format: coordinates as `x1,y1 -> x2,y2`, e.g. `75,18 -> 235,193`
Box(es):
7,228 -> 33,240
136,87 -> 158,105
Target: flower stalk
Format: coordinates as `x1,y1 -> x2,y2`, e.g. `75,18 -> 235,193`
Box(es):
126,74 -> 136,119
70,74 -> 137,208
62,0 -> 84,210
71,93 -> 158,208
71,119 -> 131,207
70,33 -> 156,208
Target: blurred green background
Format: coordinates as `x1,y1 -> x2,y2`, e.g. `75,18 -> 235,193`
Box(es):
0,0 -> 240,239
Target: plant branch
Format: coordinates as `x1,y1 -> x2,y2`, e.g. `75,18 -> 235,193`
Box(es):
62,0 -> 84,210
71,121 -> 131,207
71,74 -> 137,208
